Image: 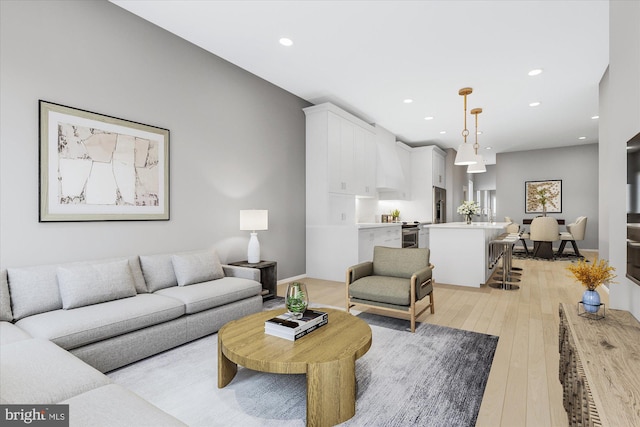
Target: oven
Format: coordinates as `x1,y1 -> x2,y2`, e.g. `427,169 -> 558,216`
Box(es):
402,223 -> 419,248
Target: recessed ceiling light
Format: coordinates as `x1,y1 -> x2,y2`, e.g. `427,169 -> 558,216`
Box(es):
279,37 -> 293,47
403,99 -> 413,104
529,101 -> 541,107
528,68 -> 543,76
591,115 -> 599,120
485,146 -> 492,150
439,131 -> 446,134
578,136 -> 587,140
424,116 -> 434,120
476,131 -> 483,135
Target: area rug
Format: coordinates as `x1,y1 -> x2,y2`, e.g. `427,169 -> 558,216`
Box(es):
107,303 -> 498,427
512,249 -> 587,262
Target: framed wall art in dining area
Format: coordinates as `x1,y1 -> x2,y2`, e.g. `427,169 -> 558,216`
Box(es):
525,179 -> 562,214
39,100 -> 170,222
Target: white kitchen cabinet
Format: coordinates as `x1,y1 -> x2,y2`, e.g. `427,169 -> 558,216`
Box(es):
419,226 -> 430,249
358,225 -> 402,262
328,193 -> 355,225
327,112 -> 355,194
433,150 -> 446,188
304,103 -> 377,281
355,126 -> 376,197
411,145 -> 447,222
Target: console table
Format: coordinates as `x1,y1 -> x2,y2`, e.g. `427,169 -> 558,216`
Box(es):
229,260 -> 277,300
558,303 -> 640,426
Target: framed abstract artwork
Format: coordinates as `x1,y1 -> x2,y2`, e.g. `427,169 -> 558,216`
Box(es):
39,100 -> 170,221
525,179 -> 562,214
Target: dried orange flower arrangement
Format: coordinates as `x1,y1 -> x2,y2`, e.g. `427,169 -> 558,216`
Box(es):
567,258 -> 616,291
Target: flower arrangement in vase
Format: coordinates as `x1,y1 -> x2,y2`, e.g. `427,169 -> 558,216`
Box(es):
567,258 -> 616,313
456,200 -> 480,224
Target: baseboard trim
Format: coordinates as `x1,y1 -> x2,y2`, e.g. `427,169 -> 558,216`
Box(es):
277,274 -> 307,286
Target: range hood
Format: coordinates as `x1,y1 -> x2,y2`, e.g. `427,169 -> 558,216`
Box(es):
375,124 -> 405,191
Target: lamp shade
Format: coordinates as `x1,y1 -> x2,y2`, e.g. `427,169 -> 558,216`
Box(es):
467,154 -> 486,173
454,142 -> 477,165
240,210 -> 268,231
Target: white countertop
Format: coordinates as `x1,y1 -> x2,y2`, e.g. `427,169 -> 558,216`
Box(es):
356,221 -> 432,229
425,221 -> 509,230
356,223 -> 402,229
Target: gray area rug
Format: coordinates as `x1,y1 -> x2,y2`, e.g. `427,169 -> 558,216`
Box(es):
107,300 -> 498,426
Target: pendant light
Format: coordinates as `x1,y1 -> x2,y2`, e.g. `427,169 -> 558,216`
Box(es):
454,87 -> 477,165
467,107 -> 487,173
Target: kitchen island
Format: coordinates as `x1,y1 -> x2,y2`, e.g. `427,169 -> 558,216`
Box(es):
425,222 -> 508,287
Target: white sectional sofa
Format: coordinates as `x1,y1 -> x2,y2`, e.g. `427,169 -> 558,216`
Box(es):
0,248 -> 264,425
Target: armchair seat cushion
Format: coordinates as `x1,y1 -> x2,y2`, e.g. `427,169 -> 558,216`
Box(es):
349,275 -> 433,306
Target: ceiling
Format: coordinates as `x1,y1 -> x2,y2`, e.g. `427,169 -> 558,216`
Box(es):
110,0 -> 609,165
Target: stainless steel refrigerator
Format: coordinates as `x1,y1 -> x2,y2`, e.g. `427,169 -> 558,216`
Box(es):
433,186 -> 446,223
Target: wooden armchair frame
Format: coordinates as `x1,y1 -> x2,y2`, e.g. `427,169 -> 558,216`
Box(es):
345,262 -> 435,333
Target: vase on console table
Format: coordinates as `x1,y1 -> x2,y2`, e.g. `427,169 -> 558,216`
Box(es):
582,289 -> 601,313
465,214 -> 472,225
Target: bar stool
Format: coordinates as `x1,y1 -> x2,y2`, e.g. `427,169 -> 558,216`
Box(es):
488,236 -> 520,290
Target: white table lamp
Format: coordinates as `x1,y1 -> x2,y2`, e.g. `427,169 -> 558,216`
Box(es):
240,210 -> 268,263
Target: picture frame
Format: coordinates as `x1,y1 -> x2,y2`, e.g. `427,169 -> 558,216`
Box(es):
525,180 -> 562,214
39,100 -> 170,222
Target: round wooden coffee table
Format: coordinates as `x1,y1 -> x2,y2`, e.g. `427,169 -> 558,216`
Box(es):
218,307 -> 372,427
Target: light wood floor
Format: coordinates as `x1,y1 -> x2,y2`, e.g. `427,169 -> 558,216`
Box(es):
277,250 -> 606,427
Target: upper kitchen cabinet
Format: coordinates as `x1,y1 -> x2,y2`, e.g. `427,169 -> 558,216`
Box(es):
305,103 -> 376,198
411,145 -> 447,222
433,149 -> 446,188
354,126 -> 376,197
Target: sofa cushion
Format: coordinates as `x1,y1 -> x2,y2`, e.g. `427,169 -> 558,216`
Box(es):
7,264 -> 63,321
349,275 -> 413,306
0,270 -> 12,321
57,259 -> 137,309
372,246 -> 430,279
7,256 -> 147,321
0,321 -> 31,345
171,249 -> 224,286
0,338 -> 111,404
14,294 -> 185,350
154,277 -> 261,314
139,253 -> 177,292
62,384 -> 187,427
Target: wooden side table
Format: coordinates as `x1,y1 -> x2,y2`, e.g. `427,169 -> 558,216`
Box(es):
229,260 -> 277,300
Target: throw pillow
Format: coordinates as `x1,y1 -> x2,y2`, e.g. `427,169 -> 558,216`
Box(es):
0,270 -> 13,322
7,265 -> 64,320
171,249 -> 224,286
57,259 -> 137,309
139,254 -> 178,292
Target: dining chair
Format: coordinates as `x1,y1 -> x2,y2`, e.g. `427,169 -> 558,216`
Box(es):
529,216 -> 560,259
557,216 -> 587,257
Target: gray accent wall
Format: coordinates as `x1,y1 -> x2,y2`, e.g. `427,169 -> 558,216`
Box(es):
496,144 -> 599,251
0,1 -> 310,279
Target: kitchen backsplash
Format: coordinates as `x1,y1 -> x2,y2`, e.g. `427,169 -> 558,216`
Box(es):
356,198 -> 418,223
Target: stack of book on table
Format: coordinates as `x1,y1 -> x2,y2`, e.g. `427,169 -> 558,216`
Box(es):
264,309 -> 328,341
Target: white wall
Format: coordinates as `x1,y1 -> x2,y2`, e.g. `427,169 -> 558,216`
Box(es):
0,1 -> 310,279
601,0 -> 640,318
496,144 -> 599,251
